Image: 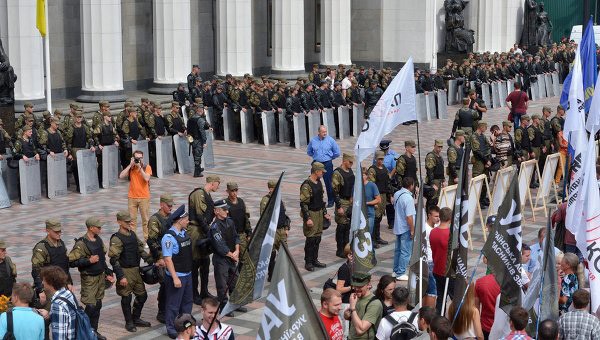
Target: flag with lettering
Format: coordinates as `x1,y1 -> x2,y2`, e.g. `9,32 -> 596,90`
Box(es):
408,176 -> 427,307
445,145 -> 471,299
482,174 -> 523,314
354,58 -> 416,162
350,161 -> 377,273
256,244 -> 328,340
221,173 -> 284,317
538,215 -> 559,322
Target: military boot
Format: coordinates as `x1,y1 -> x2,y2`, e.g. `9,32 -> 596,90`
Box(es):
121,295 -> 137,332
132,293 -> 151,327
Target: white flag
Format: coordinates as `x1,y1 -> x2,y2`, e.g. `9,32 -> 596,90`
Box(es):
563,48 -> 587,231
354,58 -> 416,162
573,133 -> 600,313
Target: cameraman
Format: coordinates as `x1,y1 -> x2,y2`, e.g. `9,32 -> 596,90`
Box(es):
119,150 -> 152,240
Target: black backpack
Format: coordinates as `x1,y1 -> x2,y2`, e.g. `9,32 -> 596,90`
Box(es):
385,311 -> 420,340
2,308 -> 15,340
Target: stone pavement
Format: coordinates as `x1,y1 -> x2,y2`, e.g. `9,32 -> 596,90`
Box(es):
0,93 -> 562,339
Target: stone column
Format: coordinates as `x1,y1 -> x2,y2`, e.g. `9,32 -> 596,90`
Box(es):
148,0 -> 192,94
215,0 -> 252,76
271,0 -> 305,77
320,0 -> 351,66
7,0 -> 46,112
77,0 -> 126,103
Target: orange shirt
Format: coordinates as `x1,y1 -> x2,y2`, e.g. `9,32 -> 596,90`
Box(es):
128,165 -> 152,198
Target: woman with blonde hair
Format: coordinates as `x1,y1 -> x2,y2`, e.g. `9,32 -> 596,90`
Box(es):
447,283 -> 484,340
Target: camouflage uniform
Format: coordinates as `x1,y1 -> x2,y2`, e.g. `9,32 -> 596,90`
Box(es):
331,157 -> 354,257
300,163 -> 328,270
425,142 -> 445,208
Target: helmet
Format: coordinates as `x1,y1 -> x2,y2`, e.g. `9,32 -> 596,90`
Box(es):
140,264 -> 164,285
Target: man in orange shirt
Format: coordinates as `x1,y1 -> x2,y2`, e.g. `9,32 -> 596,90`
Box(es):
119,150 -> 152,240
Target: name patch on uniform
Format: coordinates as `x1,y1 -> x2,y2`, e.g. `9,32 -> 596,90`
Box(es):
181,240 -> 191,247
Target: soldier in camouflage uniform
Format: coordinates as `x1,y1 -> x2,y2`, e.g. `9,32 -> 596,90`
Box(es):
515,115 -> 533,163
68,217 -> 116,340
447,130 -> 466,185
395,140 -> 419,188
452,97 -> 479,139
15,102 -> 38,132
109,211 -> 154,332
332,153 -> 355,258
308,64 -> 321,85
493,121 -> 515,168
13,126 -> 41,161
65,111 -> 96,191
300,162 -> 331,272
425,140 -> 446,209
528,114 -> 545,188
39,117 -> 68,158
540,106 -> 555,171
146,194 -> 172,323
120,107 -> 148,169
16,115 -> 40,149
471,122 -> 492,208
468,89 -> 487,126
115,102 -> 133,137
225,182 -> 252,256
368,151 -> 392,246
0,239 -> 17,299
94,111 -> 119,187
61,103 -> 83,133
0,119 -> 13,159
261,179 -> 291,282
188,175 -> 220,304
93,101 -> 111,131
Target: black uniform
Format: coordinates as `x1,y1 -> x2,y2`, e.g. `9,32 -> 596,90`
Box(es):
285,94 -> 303,147
209,217 -> 240,306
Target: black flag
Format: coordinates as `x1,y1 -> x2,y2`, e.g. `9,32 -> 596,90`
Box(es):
482,174 -> 523,314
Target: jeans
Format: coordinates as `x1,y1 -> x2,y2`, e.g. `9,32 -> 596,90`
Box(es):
393,231 -> 412,276
513,113 -> 522,130
368,216 -> 375,235
322,160 -> 334,204
427,262 -> 437,296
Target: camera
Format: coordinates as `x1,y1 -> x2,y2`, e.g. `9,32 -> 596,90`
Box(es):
134,158 -> 140,164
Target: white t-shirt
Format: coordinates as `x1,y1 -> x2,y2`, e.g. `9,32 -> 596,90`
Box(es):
375,310 -> 419,340
341,77 -> 352,90
424,222 -> 434,262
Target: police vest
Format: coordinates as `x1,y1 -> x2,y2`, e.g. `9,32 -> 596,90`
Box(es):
99,123 -> 115,146
154,115 -> 166,136
427,152 -> 445,180
370,165 -> 390,194
40,240 -> 70,275
542,119 -> 553,141
46,131 -> 64,153
166,230 -> 192,273
303,179 -> 325,211
227,198 -> 248,234
457,108 -> 475,129
400,154 -> 417,180
20,138 -> 37,157
79,236 -> 106,276
335,167 -> 355,199
529,126 -> 543,147
112,231 -> 140,268
127,119 -> 141,140
72,125 -> 87,148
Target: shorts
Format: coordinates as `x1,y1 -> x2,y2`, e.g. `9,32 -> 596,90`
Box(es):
427,262 -> 437,296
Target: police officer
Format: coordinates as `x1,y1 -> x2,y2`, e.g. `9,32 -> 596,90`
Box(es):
368,151 -> 392,247
395,140 -> 419,188
147,194 -> 173,323
208,199 -> 240,316
300,162 -> 331,271
425,140 -> 446,209
260,180 -> 291,282
0,239 -> 16,298
528,114 -> 545,188
471,122 -> 492,208
187,104 -> 211,177
447,130 -> 466,185
161,205 -> 193,339
225,182 -> 252,256
31,219 -> 72,308
332,153 -> 355,258
68,217 -> 116,340
188,176 -> 220,304
452,97 -> 479,138
109,211 -> 154,332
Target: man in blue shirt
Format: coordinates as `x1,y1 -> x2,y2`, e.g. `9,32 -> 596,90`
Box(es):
0,282 -> 44,340
161,205 -> 193,339
526,226 -> 562,273
392,177 -> 416,280
307,125 -> 341,207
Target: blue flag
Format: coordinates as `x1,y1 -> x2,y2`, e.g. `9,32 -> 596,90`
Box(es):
560,17 -> 597,112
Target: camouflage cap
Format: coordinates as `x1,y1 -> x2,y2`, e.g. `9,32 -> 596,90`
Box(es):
478,121 -> 488,128
127,107 -> 137,113
45,219 -> 62,231
124,102 -> 133,108
102,111 -> 112,117
171,101 -> 180,107
351,272 -> 371,287
23,126 -> 32,132
160,193 -> 174,205
532,114 -> 541,120
542,106 -> 552,113
85,216 -> 104,228
53,109 -> 63,116
24,102 -> 33,109
0,240 -> 6,249
405,140 -> 416,147
267,180 -> 277,189
42,111 -> 51,119
226,182 -> 239,191
502,120 -> 513,127
521,114 -> 531,121
342,153 -> 355,162
99,101 -> 110,108
116,210 -> 132,222
69,103 -> 78,109
311,162 -> 326,172
141,97 -> 149,103
455,130 -> 465,137
75,110 -> 84,117
557,104 -> 565,111
243,73 -> 251,79
435,139 -> 444,147
206,175 -> 221,183
50,117 -> 60,124
375,150 -> 385,159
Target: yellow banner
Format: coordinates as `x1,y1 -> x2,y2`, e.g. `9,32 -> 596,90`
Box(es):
36,0 -> 46,37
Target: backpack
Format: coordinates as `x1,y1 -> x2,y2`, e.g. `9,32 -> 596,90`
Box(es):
56,295 -> 97,340
2,308 -> 15,340
386,311 -> 420,340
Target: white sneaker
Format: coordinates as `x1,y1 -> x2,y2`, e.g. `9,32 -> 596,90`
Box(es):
397,274 -> 409,281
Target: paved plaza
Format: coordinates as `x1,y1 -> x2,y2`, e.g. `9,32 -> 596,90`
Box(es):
0,94 -> 561,339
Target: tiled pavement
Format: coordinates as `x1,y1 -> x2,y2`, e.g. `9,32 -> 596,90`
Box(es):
0,92 -> 562,339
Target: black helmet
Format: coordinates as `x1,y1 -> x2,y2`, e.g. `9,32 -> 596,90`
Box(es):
140,264 -> 164,285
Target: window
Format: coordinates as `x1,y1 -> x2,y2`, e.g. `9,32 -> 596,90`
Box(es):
315,0 -> 321,52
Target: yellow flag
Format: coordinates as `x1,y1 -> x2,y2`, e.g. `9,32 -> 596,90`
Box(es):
36,0 -> 46,37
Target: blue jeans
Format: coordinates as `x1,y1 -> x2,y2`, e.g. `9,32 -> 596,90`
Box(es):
393,231 -> 412,276
427,262 -> 437,295
513,113 -> 523,130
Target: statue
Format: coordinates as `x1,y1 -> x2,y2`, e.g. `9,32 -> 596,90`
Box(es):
444,0 -> 475,53
520,0 -> 538,48
0,38 -> 17,107
535,2 -> 553,47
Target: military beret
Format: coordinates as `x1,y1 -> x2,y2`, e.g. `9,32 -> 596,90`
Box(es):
226,182 -> 239,191
267,180 -> 277,189
0,240 -> 6,249
455,130 -> 465,137
24,102 -> 33,109
435,139 -> 444,147
85,216 -> 104,228
342,153 -> 355,162
521,114 -> 531,121
214,199 -> 230,210
380,139 -> 391,150
532,114 -> 541,120
351,272 -> 371,287
542,106 -> 552,112
311,162 -> 326,172
502,120 -> 513,127
45,219 -> 62,231
375,150 -> 385,159
160,194 -> 174,205
206,175 -> 221,183
405,140 -> 416,147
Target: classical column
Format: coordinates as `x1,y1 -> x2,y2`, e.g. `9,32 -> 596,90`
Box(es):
271,0 -> 305,77
7,0 -> 46,112
149,0 -> 192,94
320,0 -> 351,66
77,0 -> 126,103
215,0 -> 252,76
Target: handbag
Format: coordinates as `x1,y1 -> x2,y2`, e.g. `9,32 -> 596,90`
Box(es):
323,270 -> 339,290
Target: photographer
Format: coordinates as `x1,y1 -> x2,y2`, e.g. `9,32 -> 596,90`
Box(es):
119,150 -> 152,240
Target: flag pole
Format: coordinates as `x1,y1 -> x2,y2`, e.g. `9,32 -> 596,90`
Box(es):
451,252 -> 483,326
441,277 -> 449,316
416,120 -> 423,308
43,0 -> 52,112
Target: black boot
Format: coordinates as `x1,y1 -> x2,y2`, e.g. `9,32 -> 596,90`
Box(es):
132,293 -> 151,327
313,237 -> 326,268
335,224 -> 345,257
304,237 -> 314,271
157,283 -> 166,323
121,295 -> 137,332
93,301 -> 107,340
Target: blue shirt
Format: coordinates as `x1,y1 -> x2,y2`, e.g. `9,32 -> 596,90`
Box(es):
307,135 -> 341,162
364,181 -> 380,218
526,241 -> 561,273
49,288 -> 77,340
161,226 -> 191,276
372,149 -> 399,172
0,307 -> 45,340
393,188 -> 416,235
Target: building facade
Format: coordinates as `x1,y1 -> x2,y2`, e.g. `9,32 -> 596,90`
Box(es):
0,0 -> 527,109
